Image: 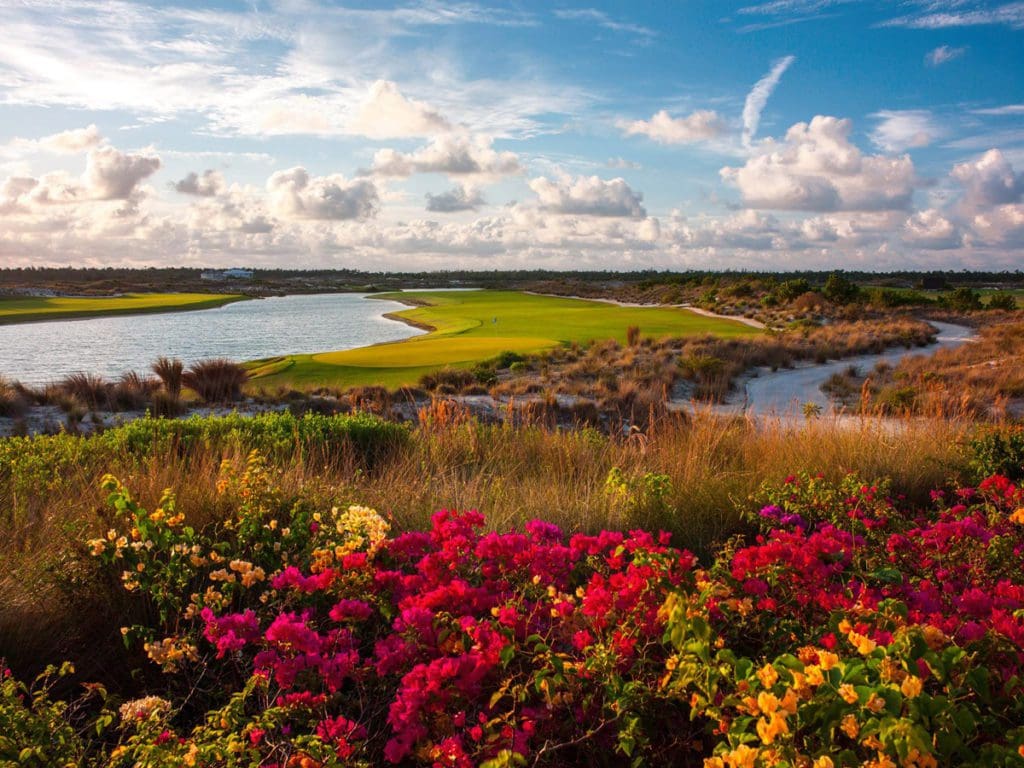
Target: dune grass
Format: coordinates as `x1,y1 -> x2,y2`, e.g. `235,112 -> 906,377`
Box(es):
0,292 -> 247,324
246,290 -> 759,389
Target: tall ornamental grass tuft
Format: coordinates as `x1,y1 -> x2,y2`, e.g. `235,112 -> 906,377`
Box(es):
182,358 -> 248,403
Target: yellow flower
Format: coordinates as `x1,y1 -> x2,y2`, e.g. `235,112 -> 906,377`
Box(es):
757,692 -> 780,714
904,748 -> 938,768
241,567 -> 265,588
780,688 -> 799,715
839,683 -> 859,704
921,626 -> 946,650
849,631 -> 877,655
119,695 -> 170,722
756,712 -> 790,745
900,675 -> 923,699
87,538 -> 106,556
840,713 -> 859,738
818,651 -> 840,670
805,665 -> 825,686
704,759 -> 725,768
724,744 -> 759,768
757,663 -> 780,689
813,758 -> 834,768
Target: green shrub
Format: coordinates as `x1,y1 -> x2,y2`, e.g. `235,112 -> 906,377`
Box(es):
987,292 -> 1018,311
493,351 -> 526,369
969,426 -> 1024,482
945,287 -> 983,312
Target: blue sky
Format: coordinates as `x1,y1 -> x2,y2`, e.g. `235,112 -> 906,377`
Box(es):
0,0 -> 1022,270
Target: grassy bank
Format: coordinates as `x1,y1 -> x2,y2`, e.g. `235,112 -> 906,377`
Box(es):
0,409 -> 981,682
245,290 -> 759,389
0,292 -> 248,325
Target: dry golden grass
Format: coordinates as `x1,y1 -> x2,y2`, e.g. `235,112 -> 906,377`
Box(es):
490,318 -> 936,406
849,316 -> 1024,418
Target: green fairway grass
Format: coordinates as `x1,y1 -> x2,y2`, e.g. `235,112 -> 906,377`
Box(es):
0,292 -> 247,324
246,290 -> 760,389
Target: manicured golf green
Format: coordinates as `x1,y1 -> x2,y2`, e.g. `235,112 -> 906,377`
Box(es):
246,290 -> 760,389
0,292 -> 247,324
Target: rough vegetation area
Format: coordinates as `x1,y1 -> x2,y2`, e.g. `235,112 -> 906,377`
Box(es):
1,412 -> 1024,766
528,274 -> 1019,329
821,317 -> 1024,419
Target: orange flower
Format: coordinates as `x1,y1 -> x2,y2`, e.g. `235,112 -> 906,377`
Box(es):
757,663 -> 780,689
848,631 -> 877,655
839,683 -> 860,704
724,744 -> 759,768
840,714 -> 859,739
756,712 -> 790,745
901,675 -> 923,699
818,651 -> 840,670
805,665 -> 825,686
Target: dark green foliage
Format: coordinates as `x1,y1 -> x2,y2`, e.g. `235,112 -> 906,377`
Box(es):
969,426 -> 1024,482
987,292 -> 1018,311
945,287 -> 983,312
777,278 -> 811,302
822,272 -> 861,304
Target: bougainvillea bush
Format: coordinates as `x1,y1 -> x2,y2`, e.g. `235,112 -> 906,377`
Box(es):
3,453 -> 1024,767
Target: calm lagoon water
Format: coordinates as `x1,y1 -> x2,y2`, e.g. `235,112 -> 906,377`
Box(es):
0,293 -> 424,385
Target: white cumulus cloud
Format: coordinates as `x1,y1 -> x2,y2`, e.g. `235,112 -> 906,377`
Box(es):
721,115 -> 918,211
369,134 -> 520,178
425,184 -> 485,212
619,109 -> 726,144
951,148 -> 1024,208
267,167 -> 379,221
349,80 -> 452,139
528,173 -> 646,218
173,170 -> 225,197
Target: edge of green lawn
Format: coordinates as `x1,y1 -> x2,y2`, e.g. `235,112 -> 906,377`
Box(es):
0,293 -> 250,326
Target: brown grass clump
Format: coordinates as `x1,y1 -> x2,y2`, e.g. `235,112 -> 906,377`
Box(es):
151,356 -> 185,398
182,358 -> 248,403
0,376 -> 29,418
58,372 -> 109,410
